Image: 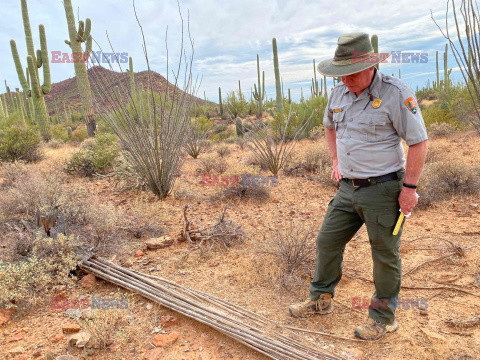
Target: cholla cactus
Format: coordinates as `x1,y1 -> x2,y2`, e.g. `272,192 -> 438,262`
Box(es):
10,0 -> 50,138
63,0 -> 95,137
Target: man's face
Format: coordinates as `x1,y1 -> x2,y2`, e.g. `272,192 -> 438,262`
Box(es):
341,67 -> 375,93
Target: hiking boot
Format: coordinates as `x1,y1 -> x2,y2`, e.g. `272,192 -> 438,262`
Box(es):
289,293 -> 334,318
354,317 -> 399,340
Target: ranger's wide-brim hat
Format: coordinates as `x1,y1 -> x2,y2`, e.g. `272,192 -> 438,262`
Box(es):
317,32 -> 390,77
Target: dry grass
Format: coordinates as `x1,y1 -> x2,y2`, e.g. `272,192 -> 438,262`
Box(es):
427,122 -> 457,139
258,221 -> 316,290
212,185 -> 270,203
199,154 -> 228,175
216,144 -> 231,158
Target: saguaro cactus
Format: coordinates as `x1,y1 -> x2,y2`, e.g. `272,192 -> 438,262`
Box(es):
63,0 -> 95,137
236,117 -> 244,137
129,56 -> 137,102
436,51 -> 440,89
272,38 -> 283,113
371,34 -> 379,70
218,87 -> 224,119
444,44 -> 451,89
253,54 -> 265,118
311,59 -> 320,97
10,0 -> 50,139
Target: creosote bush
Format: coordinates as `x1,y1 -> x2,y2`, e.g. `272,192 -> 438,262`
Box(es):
65,133 -> 119,177
199,154 -> 228,175
0,125 -> 42,162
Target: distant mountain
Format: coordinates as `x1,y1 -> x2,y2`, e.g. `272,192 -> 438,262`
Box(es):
5,65 -> 210,116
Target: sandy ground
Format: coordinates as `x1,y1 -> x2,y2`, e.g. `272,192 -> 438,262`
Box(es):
1,130 -> 479,360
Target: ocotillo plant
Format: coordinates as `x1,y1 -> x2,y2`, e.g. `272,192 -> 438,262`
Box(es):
272,38 -> 283,113
219,87 -> 224,119
10,0 -> 51,139
253,54 -> 265,118
63,0 -> 95,137
371,34 -> 379,70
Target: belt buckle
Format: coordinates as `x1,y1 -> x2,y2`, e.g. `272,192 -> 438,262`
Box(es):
352,179 -> 361,188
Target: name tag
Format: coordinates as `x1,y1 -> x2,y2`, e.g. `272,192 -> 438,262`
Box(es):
333,107 -> 343,113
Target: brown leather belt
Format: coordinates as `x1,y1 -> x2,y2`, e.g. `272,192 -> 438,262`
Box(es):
343,172 -> 398,188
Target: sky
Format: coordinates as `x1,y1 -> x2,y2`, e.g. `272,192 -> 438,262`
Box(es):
0,0 -> 469,103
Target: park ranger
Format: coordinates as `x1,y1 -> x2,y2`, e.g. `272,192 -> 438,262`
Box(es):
288,33 -> 428,340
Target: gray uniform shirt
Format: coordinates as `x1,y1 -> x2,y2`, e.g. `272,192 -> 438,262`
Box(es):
323,69 -> 428,179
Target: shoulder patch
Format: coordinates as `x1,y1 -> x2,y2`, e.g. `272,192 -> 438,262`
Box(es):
404,97 -> 417,114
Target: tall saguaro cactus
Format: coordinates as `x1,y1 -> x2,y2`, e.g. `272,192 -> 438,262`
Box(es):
63,0 -> 95,137
436,51 -> 440,89
272,38 -> 283,114
252,54 -> 265,118
10,0 -> 50,139
218,87 -> 224,119
371,34 -> 379,70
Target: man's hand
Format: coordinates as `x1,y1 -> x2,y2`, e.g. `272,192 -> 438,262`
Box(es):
331,159 -> 343,182
398,187 -> 418,214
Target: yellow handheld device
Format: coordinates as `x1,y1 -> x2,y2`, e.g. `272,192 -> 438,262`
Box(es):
392,212 -> 405,235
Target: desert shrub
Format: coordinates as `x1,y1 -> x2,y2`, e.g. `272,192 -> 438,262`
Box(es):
236,137 -> 246,150
210,127 -> 236,142
216,144 -> 231,158
79,137 -> 96,150
258,221 -> 315,289
422,103 -> 458,128
225,90 -> 248,118
66,133 -> 119,177
224,163 -> 260,176
427,122 -> 457,138
418,161 -> 480,208
425,144 -> 443,164
0,233 -> 79,309
213,185 -> 270,203
46,139 -> 64,149
199,154 -> 228,174
69,124 -> 89,143
185,116 -> 212,159
308,125 -> 325,140
49,124 -> 69,142
0,125 -> 42,162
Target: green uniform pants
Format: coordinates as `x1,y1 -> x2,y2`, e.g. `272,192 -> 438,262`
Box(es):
310,170 -> 405,324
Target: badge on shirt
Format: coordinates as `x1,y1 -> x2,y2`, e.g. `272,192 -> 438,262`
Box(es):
404,97 -> 417,114
372,98 -> 382,108
333,107 -> 343,113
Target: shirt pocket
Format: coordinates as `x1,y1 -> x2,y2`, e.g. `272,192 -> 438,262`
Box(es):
357,113 -> 388,142
333,111 -> 346,139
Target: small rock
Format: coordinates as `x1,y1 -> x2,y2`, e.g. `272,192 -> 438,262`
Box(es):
32,349 -> 42,357
160,315 -> 179,328
68,331 -> 91,348
345,348 -> 363,359
45,352 -> 57,360
62,323 -> 81,333
56,356 -> 79,360
135,250 -> 145,258
469,203 -> 479,208
79,274 -> 96,290
420,309 -> 428,316
420,328 -> 445,341
8,333 -> 23,342
143,348 -> 164,360
146,236 -> 174,250
8,346 -> 25,355
52,333 -> 64,343
0,308 -> 16,326
151,332 -> 179,347
146,303 -> 153,310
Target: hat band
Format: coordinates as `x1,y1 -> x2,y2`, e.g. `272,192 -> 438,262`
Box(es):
332,50 -> 374,65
